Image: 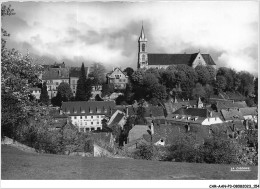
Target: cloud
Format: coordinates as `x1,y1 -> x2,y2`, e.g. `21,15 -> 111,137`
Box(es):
2,1 -> 258,75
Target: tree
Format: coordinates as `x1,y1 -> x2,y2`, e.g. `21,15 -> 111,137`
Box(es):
40,82 -> 49,105
192,83 -> 206,99
238,71 -> 254,97
161,70 -> 176,91
88,62 -> 106,85
131,69 -> 145,86
101,83 -> 114,97
254,77 -> 258,104
215,75 -> 227,93
150,84 -> 167,101
195,65 -> 211,85
57,82 -> 73,101
123,67 -> 134,78
51,92 -> 62,107
75,63 -> 88,101
206,66 -> 216,84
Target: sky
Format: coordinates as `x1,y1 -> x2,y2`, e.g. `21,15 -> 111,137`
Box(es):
2,1 -> 259,75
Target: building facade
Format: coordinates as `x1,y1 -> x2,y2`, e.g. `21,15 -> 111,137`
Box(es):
137,25 -> 216,69
42,67 -> 70,99
106,67 -> 129,90
61,101 -> 116,132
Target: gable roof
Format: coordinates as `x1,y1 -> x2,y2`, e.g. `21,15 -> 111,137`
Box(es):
147,53 -> 216,66
106,67 -> 128,78
42,67 -> 70,80
61,101 -> 116,116
173,107 -> 210,118
239,107 -> 257,116
220,109 -> 244,121
128,125 -> 150,142
108,112 -> 125,126
210,100 -> 248,110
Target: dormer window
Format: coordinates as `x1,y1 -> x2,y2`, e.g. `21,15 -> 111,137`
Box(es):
97,108 -> 101,113
89,108 -> 93,113
81,109 -> 85,113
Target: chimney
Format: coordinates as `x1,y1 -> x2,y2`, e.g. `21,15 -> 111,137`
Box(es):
210,111 -> 213,117
150,122 -> 154,135
126,106 -> 129,117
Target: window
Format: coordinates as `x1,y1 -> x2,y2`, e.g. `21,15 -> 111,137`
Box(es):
91,122 -> 93,125
142,54 -> 145,62
142,44 -> 145,52
97,116 -> 99,118
74,116 -> 77,119
97,122 -> 99,124
56,82 -> 59,85
80,116 -> 82,119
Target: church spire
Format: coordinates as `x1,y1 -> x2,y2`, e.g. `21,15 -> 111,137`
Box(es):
139,23 -> 147,42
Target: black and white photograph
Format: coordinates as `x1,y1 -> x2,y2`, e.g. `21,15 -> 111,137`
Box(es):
1,0 -> 259,188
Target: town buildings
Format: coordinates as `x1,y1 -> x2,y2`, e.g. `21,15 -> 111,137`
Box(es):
61,101 -> 116,132
137,25 -> 216,69
106,67 -> 129,90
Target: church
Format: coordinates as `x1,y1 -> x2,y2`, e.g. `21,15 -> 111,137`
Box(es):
137,25 -> 216,69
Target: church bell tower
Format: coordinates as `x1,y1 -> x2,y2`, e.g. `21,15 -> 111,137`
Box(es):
138,25 -> 148,69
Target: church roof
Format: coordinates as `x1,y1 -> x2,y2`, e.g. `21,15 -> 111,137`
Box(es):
147,53 -> 216,66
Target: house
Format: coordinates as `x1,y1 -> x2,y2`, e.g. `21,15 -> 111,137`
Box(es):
137,25 -> 216,69
164,97 -> 203,117
128,125 -> 151,143
106,67 -> 129,90
210,99 -> 248,112
61,101 -> 116,132
42,67 -> 70,99
239,107 -> 258,122
91,85 -> 102,99
69,67 -> 89,96
107,110 -> 126,128
220,109 -> 244,122
167,107 -> 223,126
30,87 -> 41,100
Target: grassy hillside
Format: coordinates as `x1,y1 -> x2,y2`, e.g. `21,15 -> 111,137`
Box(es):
1,145 -> 258,180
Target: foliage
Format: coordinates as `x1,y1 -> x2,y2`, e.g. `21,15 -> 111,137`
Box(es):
238,71 -> 254,97
57,82 -> 73,101
115,95 -> 127,105
192,83 -> 206,99
51,92 -> 62,107
131,69 -> 145,86
215,75 -> 227,93
245,97 -> 255,107
74,64 -> 93,101
88,62 -> 106,85
254,78 -> 258,104
101,83 -> 114,97
134,144 -> 154,160
111,124 -> 122,143
195,65 -> 211,85
123,67 -> 134,78
95,94 -> 103,101
40,82 -> 49,105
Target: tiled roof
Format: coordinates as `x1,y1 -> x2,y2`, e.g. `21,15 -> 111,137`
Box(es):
239,107 -> 257,116
147,53 -> 216,66
210,100 -> 248,110
173,107 -> 210,118
108,112 -> 125,126
114,105 -> 165,118
128,125 -> 150,142
61,101 -> 116,116
69,67 -> 89,78
42,68 -> 70,80
106,67 -> 128,78
220,109 -> 244,121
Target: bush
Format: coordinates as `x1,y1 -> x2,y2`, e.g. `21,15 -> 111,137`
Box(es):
133,144 -> 154,160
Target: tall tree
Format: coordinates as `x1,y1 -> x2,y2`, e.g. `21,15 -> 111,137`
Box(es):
254,77 -> 258,104
88,62 -> 106,85
75,63 -> 88,101
40,82 -> 49,105
195,65 -> 211,85
123,67 -> 134,78
57,82 -> 73,101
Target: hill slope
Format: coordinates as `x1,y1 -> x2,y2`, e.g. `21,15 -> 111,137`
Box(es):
1,145 -> 258,180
